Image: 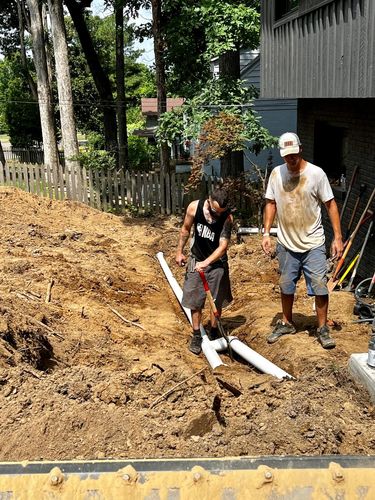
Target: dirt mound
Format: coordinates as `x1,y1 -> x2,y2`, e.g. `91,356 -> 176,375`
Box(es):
0,186 -> 374,461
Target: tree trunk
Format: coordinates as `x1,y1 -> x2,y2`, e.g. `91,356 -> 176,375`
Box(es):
47,0 -> 80,172
0,141 -> 5,168
65,0 -> 118,152
26,0 -> 59,171
16,0 -> 38,100
115,3 -> 128,169
219,49 -> 243,177
42,3 -> 54,91
151,0 -> 169,174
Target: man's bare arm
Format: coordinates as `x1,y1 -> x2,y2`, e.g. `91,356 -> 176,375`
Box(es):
325,198 -> 343,258
176,201 -> 197,266
261,199 -> 276,256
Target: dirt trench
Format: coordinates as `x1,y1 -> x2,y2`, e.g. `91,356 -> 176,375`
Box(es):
0,186 -> 373,461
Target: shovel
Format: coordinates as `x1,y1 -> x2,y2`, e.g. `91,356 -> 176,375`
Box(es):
328,186 -> 375,293
198,270 -> 234,360
344,183 -> 366,241
339,165 -> 359,221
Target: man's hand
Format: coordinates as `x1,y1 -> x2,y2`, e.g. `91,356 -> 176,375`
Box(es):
175,252 -> 187,267
261,235 -> 273,256
195,260 -> 209,272
330,237 -> 344,260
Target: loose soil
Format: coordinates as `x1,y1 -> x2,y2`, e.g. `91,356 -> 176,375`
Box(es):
0,186 -> 374,462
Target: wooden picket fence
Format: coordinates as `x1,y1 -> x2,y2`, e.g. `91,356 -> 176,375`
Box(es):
0,161 -> 219,215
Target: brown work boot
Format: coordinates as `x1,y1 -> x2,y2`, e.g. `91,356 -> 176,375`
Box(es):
317,325 -> 336,349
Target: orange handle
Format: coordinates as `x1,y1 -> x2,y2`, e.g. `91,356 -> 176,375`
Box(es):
199,271 -> 219,317
332,240 -> 353,280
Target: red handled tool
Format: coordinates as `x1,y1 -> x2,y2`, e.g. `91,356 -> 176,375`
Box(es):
328,186 -> 375,292
198,270 -> 233,360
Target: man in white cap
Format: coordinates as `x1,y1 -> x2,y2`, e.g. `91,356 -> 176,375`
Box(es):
261,132 -> 343,348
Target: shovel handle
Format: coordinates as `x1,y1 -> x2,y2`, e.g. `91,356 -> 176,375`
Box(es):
340,165 -> 359,220
198,270 -> 234,360
199,270 -> 219,317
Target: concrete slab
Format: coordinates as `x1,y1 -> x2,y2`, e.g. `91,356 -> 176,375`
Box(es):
348,353 -> 375,403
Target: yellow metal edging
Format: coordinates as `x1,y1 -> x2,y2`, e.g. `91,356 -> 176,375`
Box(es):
0,456 -> 374,499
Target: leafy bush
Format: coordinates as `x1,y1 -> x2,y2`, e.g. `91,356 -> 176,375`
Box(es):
75,148 -> 116,171
86,132 -> 105,150
128,135 -> 158,171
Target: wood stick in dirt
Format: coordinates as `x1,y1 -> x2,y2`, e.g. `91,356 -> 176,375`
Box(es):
149,367 -> 207,409
45,278 -> 54,303
22,366 -> 42,379
28,317 -> 65,340
17,291 -> 40,301
109,307 -> 146,331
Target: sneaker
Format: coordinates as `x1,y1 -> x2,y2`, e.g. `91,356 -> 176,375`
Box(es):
317,325 -> 336,349
189,333 -> 202,355
267,320 -> 296,344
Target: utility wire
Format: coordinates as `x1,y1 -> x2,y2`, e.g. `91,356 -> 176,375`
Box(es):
0,99 -> 256,108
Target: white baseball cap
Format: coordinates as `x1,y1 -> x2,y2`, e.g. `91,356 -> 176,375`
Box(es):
278,132 -> 301,157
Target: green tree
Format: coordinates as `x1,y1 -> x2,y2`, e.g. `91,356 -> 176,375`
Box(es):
0,55 -> 42,147
156,77 -> 276,177
65,13 -> 155,135
0,0 -> 20,57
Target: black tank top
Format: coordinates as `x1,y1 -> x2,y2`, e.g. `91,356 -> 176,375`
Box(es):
191,199 -> 230,262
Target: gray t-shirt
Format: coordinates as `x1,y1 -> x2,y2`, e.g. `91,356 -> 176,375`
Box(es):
265,162 -> 333,252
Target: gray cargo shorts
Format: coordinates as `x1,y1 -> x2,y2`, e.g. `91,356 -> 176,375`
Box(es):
181,256 -> 233,310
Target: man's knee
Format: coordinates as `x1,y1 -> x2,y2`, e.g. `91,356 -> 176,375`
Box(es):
279,275 -> 297,294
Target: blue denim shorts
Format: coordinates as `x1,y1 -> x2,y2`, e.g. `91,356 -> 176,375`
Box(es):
276,243 -> 328,296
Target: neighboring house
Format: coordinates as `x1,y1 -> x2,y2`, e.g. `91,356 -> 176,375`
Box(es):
134,97 -> 185,154
261,0 -> 375,276
240,51 -> 297,172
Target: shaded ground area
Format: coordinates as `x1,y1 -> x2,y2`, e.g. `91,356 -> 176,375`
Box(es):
0,187 -> 374,461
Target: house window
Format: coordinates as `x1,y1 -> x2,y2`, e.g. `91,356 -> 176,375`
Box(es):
314,122 -> 347,182
275,0 -> 299,20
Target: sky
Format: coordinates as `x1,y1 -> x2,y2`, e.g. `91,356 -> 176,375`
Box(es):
91,0 -> 154,67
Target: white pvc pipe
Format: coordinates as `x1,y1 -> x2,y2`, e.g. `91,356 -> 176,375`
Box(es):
210,337 -> 230,353
237,227 -> 278,235
156,252 -> 224,369
210,337 -> 294,380
156,252 -> 192,323
201,336 -> 224,370
156,252 -> 292,378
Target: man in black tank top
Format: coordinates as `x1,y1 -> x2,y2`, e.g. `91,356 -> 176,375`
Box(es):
176,186 -> 233,354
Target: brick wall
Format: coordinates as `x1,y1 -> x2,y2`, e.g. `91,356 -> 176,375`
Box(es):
298,98 -> 375,284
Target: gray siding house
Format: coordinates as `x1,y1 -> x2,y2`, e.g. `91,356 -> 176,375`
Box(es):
209,50 -> 297,175
261,0 -> 375,278
241,53 -> 297,171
